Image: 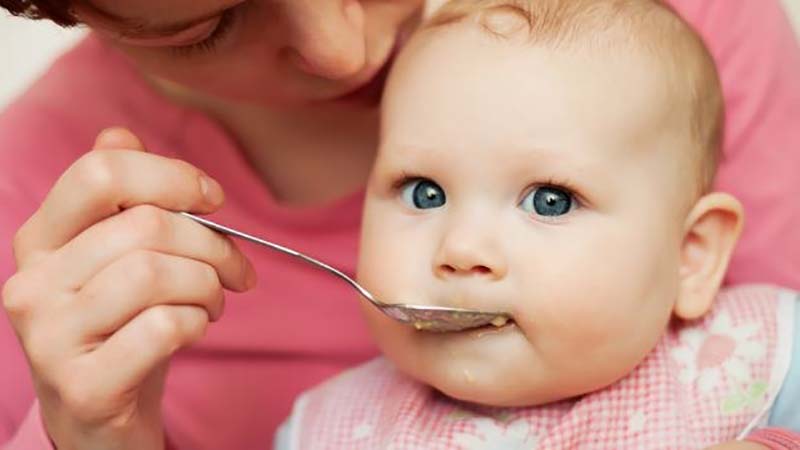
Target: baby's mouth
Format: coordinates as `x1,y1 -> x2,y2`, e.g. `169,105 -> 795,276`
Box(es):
412,313 -> 516,335
467,316 -> 517,336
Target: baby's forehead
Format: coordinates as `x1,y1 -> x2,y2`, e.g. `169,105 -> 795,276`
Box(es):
388,29 -> 680,149
410,0 -> 721,194
422,0 -> 706,101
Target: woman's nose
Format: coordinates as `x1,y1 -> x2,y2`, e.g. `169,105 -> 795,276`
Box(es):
285,0 -> 367,80
433,223 -> 507,280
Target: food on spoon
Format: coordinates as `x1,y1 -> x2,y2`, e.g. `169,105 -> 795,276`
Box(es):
490,316 -> 509,327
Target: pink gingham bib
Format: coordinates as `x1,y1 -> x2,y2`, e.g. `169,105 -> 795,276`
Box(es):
285,285 -> 796,450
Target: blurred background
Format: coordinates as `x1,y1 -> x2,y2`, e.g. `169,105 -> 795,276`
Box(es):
1,1 -> 799,110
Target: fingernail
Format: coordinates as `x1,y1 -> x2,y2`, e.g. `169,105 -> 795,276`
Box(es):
199,175 -> 224,205
93,127 -> 120,148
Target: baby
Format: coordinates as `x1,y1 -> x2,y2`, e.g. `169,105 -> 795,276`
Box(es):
278,0 -> 799,448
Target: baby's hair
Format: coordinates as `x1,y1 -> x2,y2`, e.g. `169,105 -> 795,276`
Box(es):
424,0 -> 723,195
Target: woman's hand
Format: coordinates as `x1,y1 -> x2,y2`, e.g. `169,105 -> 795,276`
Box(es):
1,128 -> 256,450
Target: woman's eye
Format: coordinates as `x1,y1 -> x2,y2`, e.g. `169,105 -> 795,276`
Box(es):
171,7 -> 238,56
520,186 -> 574,217
400,179 -> 446,209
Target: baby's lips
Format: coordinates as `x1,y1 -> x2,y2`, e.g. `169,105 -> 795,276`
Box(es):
436,291 -> 509,315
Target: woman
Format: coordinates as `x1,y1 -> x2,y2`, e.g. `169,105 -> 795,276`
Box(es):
0,1 -> 798,449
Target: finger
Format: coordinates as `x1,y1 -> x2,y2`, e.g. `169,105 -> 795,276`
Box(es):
93,127 -> 148,152
88,304 -> 208,400
14,146 -> 224,269
71,250 -> 225,337
11,127 -> 147,269
51,204 -> 255,292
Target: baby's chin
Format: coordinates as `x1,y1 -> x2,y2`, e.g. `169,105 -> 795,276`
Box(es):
404,355 -> 565,407
382,326 -> 630,408
411,356 -> 618,408
380,329 -> 559,407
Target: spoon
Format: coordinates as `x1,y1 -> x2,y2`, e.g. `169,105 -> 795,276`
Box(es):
179,212 -> 510,332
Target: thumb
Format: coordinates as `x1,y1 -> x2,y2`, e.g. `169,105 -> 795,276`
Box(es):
93,127 -> 148,152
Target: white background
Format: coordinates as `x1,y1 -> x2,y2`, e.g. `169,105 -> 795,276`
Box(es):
1,1 -> 799,109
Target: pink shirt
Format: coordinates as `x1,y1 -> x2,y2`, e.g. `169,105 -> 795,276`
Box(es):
1,1 -> 798,448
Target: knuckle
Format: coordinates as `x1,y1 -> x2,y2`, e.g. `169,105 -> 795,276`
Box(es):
147,306 -> 208,349
198,262 -> 221,292
172,158 -> 199,175
73,151 -> 118,193
184,308 -> 210,342
126,250 -> 162,287
124,205 -> 170,246
1,273 -> 30,317
146,306 -> 183,345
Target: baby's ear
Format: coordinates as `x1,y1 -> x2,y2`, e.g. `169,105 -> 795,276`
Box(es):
674,192 -> 744,320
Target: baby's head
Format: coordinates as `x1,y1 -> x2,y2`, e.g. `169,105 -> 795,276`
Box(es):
358,0 -> 743,407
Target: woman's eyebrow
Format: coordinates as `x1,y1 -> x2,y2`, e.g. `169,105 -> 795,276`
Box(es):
81,2 -> 233,38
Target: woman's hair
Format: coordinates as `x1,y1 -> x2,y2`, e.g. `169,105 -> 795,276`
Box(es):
1,1 -> 78,26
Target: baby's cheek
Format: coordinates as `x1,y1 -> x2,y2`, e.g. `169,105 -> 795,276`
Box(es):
523,262 -> 651,377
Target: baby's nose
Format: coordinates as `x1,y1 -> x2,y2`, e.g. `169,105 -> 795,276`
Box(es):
438,262 -> 493,277
433,233 -> 507,280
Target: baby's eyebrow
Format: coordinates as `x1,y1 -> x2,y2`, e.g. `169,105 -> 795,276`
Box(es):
79,1 -> 235,39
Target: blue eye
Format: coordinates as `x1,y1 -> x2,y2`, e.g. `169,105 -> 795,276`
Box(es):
401,179 -> 446,209
520,186 -> 574,217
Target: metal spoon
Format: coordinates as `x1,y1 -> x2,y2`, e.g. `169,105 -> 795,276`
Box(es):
179,212 -> 510,332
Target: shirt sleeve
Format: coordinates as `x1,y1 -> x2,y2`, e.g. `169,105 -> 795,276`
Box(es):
1,403 -> 55,450
667,0 -> 800,290
766,296 -> 800,430
744,427 -> 800,449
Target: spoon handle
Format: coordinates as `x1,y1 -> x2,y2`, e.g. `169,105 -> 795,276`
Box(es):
178,212 -> 377,303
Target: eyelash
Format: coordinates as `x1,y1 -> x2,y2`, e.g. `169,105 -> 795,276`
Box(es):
391,172 -> 425,191
390,174 -> 584,207
522,177 -> 583,204
170,7 -> 238,57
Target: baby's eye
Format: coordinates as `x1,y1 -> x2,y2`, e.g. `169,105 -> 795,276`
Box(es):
519,186 -> 574,217
400,179 -> 446,209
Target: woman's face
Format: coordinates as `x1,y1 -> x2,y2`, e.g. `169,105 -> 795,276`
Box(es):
77,0 -> 424,106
